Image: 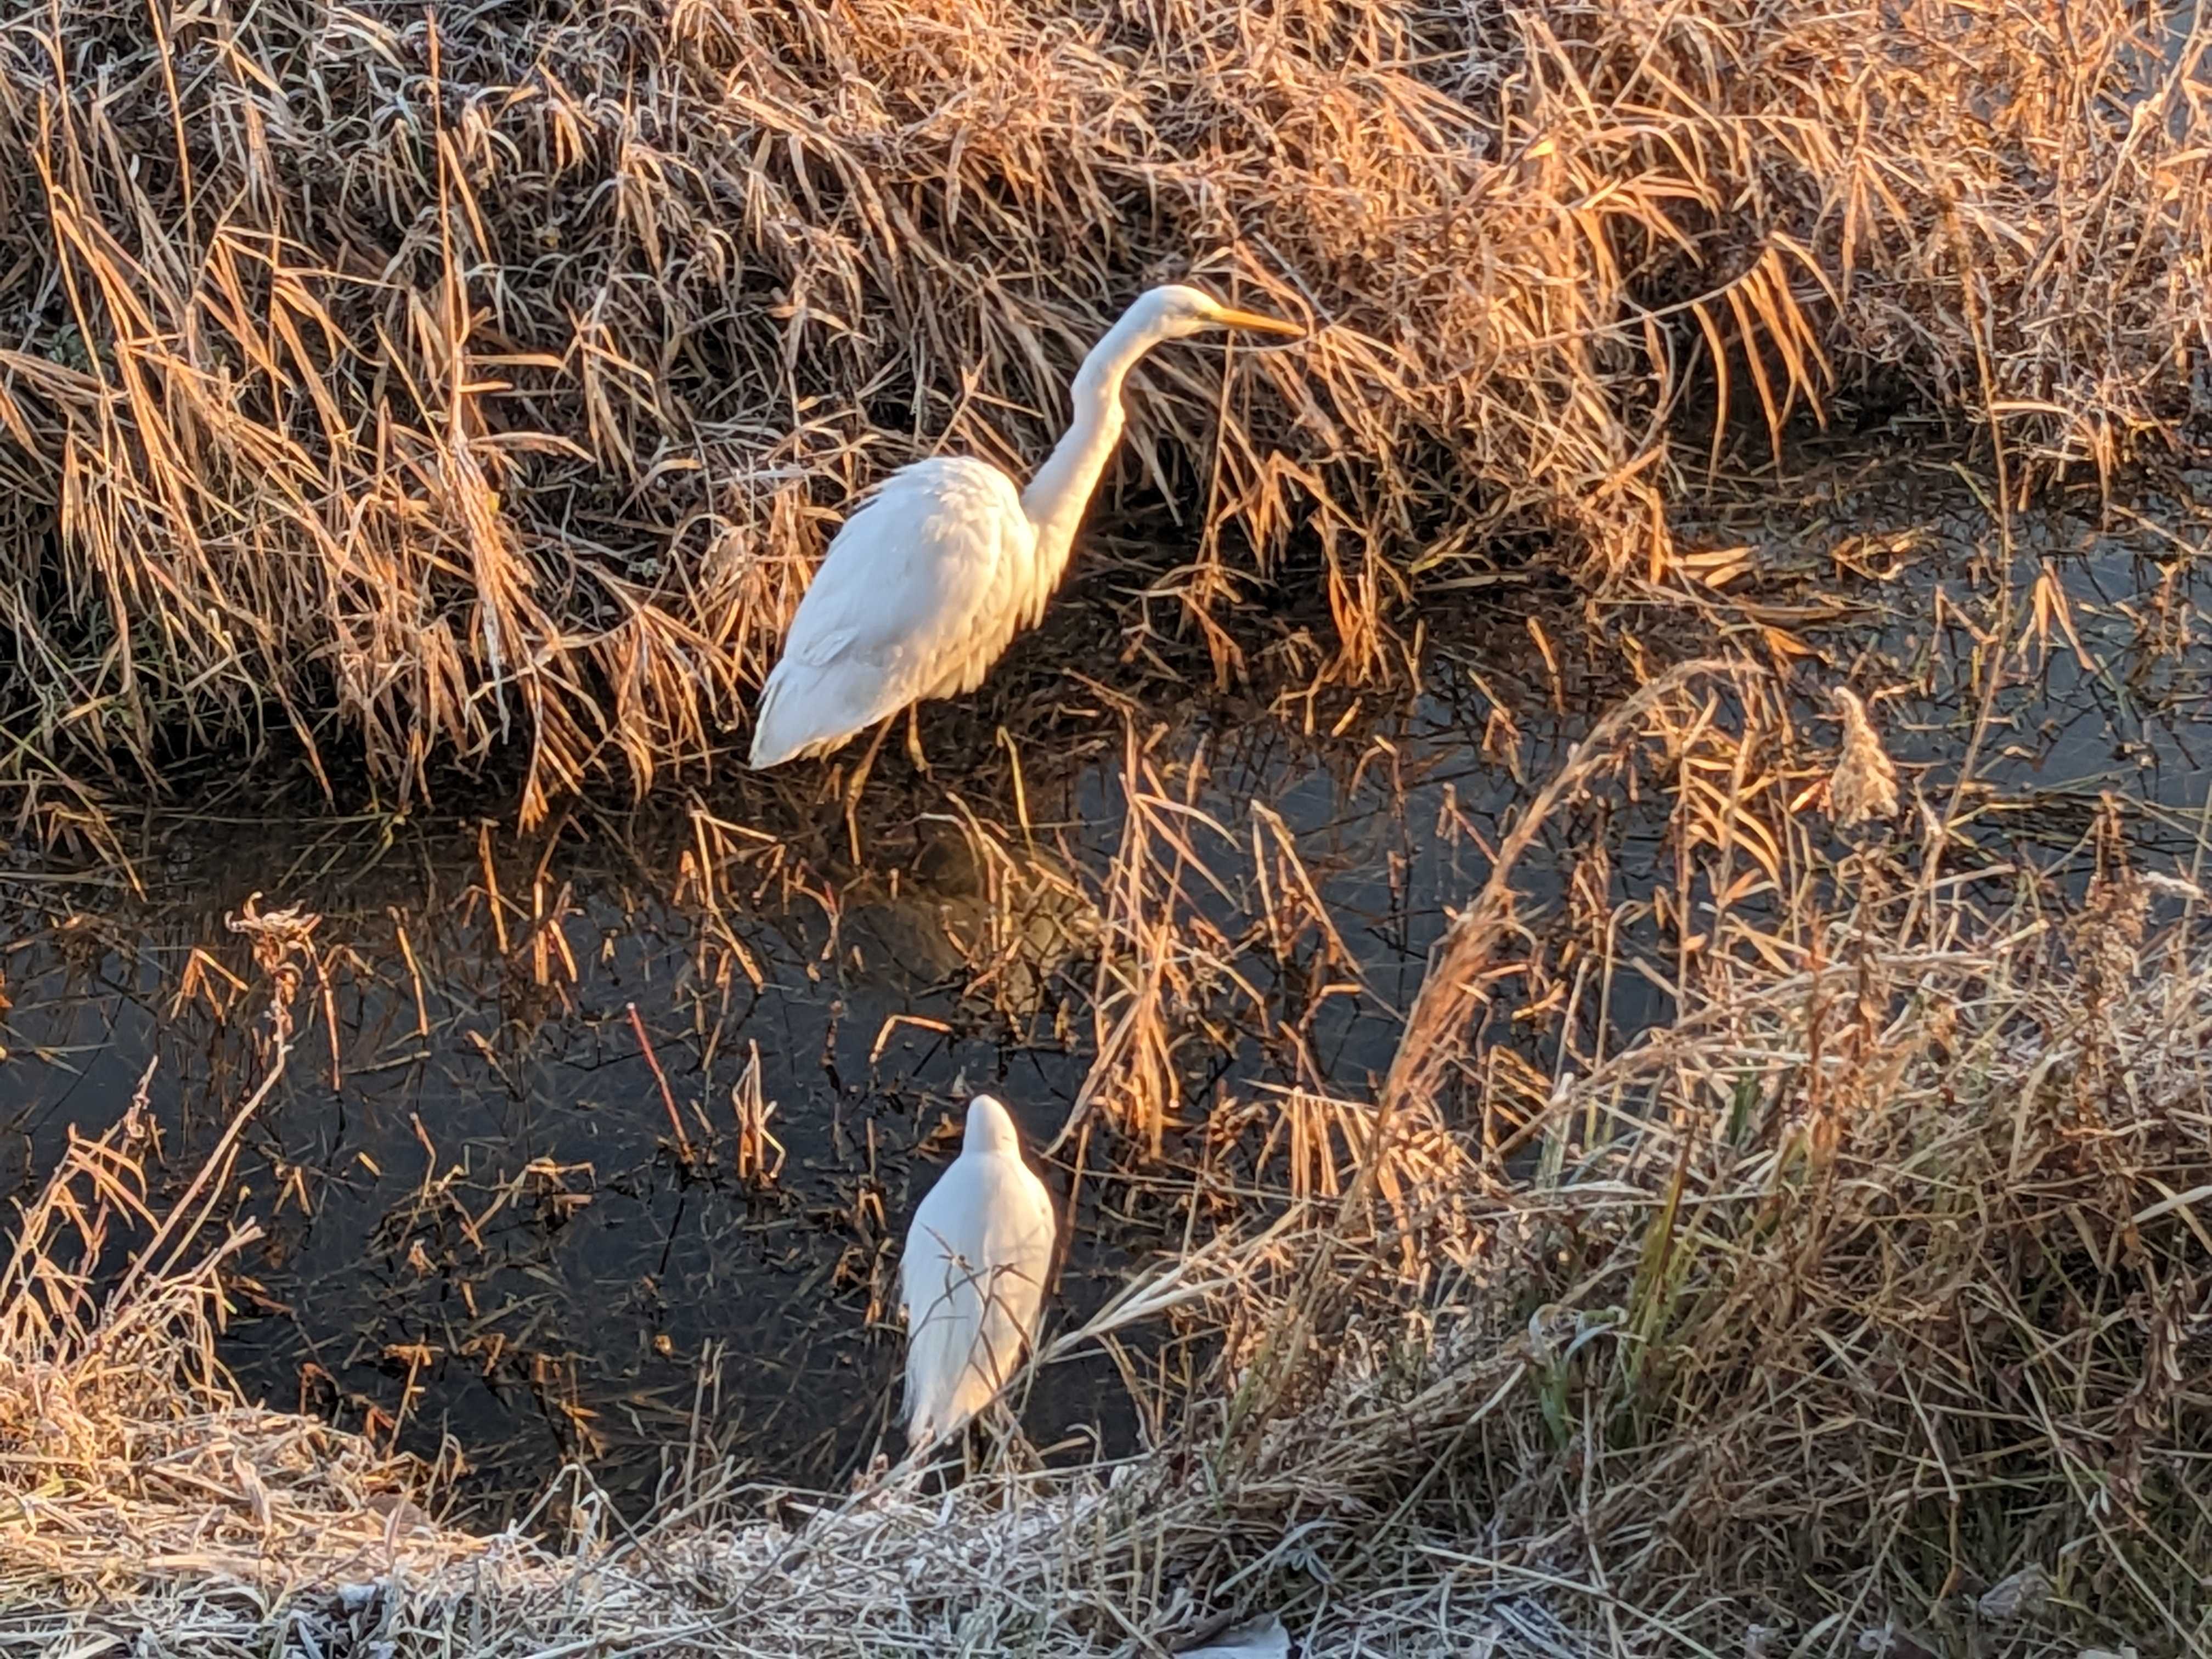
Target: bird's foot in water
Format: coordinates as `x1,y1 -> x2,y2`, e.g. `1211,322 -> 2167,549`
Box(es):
904,704 -> 932,777
843,715 -> 895,864
843,786 -> 866,868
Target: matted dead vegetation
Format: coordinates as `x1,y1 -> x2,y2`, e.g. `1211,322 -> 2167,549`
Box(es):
0,0 -> 2205,834
4,664 -> 2209,1657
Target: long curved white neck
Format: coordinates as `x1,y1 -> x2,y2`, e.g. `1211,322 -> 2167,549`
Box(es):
1019,306 -> 1164,579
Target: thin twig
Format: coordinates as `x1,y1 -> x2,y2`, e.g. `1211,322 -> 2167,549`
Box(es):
628,1001 -> 697,1165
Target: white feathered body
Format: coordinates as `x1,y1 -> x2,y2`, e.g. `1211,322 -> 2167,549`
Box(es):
900,1095 -> 1056,1449
749,458 -> 1057,769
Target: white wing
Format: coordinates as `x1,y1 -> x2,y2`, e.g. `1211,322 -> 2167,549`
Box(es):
899,1148 -> 1056,1449
748,457 -> 1035,768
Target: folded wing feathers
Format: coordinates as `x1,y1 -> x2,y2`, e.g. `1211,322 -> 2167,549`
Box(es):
748,459 -> 1033,769
899,1149 -> 1053,1448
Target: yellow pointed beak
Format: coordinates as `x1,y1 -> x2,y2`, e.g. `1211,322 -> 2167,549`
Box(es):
1211,305 -> 1305,338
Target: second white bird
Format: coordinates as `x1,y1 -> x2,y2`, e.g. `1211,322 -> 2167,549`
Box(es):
900,1093 -> 1057,1451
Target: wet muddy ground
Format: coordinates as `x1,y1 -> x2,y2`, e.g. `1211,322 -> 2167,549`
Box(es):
1,450 -> 2207,1524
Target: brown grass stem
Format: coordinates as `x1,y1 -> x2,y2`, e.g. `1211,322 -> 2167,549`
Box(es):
627,1000 -> 697,1166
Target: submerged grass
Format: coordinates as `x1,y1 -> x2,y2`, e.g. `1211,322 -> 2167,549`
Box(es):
4,664 -> 2208,1655
0,0 -> 2205,832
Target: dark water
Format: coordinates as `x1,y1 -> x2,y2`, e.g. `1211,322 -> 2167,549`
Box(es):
1,455 -> 2206,1523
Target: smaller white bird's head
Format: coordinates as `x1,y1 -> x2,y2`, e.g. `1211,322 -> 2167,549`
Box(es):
1134,284 -> 1306,345
964,1093 -> 1025,1156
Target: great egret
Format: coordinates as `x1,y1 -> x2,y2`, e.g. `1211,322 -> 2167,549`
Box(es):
900,1092 -> 1058,1453
746,285 -> 1302,794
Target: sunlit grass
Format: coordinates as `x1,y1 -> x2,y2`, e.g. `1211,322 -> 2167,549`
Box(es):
0,0 -> 2203,842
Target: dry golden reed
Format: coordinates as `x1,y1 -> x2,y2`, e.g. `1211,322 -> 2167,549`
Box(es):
1825,684 -> 1899,826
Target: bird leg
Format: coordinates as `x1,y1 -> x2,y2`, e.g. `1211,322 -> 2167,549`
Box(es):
904,703 -> 932,776
843,715 -> 895,864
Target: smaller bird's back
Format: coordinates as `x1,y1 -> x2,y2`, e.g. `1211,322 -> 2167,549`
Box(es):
900,1094 -> 1056,1450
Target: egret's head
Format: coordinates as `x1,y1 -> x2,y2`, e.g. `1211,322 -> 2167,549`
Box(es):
964,1093 -> 1025,1156
1136,283 -> 1305,344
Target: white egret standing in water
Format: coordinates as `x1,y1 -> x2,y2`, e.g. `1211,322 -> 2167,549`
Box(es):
746,286 -> 1303,806
900,1093 -> 1057,1453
